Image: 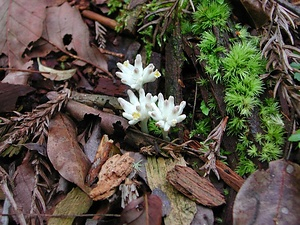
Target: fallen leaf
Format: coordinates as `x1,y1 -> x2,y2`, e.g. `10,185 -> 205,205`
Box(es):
190,205 -> 214,225
167,165 -> 225,207
65,99 -> 129,135
30,2 -> 108,73
89,152 -> 134,201
233,159 -> 300,225
12,159 -> 35,221
0,0 -> 46,67
48,187 -> 93,225
2,61 -> 34,85
37,58 -> 77,81
120,194 -> 162,225
0,82 -> 35,112
47,112 -> 91,194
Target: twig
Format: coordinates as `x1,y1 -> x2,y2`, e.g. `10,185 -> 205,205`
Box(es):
0,68 -> 50,74
81,10 -> 117,30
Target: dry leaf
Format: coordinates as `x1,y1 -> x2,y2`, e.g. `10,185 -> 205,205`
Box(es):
30,2 -> 108,72
12,160 -> 35,222
120,194 -> 162,225
0,0 -> 46,67
37,58 -> 76,81
89,152 -> 134,201
47,112 -> 91,194
233,159 -> 300,225
48,187 -> 93,225
66,99 -> 129,135
0,82 -> 35,112
2,61 -> 34,85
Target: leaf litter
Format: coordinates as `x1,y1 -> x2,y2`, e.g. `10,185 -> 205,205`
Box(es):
0,0 -> 300,225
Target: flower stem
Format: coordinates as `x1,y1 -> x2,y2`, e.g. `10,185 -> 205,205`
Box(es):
162,130 -> 170,141
140,119 -> 149,133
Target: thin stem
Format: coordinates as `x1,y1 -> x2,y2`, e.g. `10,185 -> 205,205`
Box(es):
140,119 -> 149,133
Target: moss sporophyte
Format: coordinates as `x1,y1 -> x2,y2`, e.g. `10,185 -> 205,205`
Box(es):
117,54 -> 186,140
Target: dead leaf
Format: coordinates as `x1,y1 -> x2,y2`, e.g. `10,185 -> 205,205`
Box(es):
0,82 -> 35,112
0,0 -> 46,68
89,152 -> 134,201
37,58 -> 76,81
65,99 -> 129,135
47,112 -> 91,194
167,165 -> 225,207
48,187 -> 93,225
2,61 -> 34,85
12,160 -> 35,221
30,2 -> 108,72
233,159 -> 300,225
120,194 -> 162,225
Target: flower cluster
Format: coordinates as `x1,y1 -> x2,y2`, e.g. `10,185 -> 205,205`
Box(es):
117,54 -> 186,139
116,54 -> 161,90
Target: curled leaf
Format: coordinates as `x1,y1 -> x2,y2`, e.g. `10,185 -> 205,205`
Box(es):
37,58 -> 76,81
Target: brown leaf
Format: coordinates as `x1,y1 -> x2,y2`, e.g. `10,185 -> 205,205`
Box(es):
0,82 -> 35,112
233,159 -> 300,225
167,165 -> 225,207
47,112 -> 91,194
30,2 -> 108,72
120,194 -> 162,225
12,160 -> 35,220
66,99 -> 129,135
0,0 -> 46,67
89,152 -> 134,201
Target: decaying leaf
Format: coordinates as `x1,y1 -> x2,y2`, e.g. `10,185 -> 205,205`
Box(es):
0,0 -> 46,67
89,152 -> 134,201
167,165 -> 225,207
30,2 -> 108,73
12,159 -> 35,222
120,194 -> 162,225
233,159 -> 300,225
47,112 -> 91,194
37,58 -> 77,81
146,156 -> 197,225
0,82 -> 35,112
66,99 -> 129,135
48,187 -> 93,225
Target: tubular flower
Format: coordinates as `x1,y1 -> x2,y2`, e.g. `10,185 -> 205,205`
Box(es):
116,54 -> 161,90
118,89 -> 157,133
149,93 -> 186,139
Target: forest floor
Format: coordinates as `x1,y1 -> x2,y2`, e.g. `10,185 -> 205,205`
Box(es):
1,0 -> 300,224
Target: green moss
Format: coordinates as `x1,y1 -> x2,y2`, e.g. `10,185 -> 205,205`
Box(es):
192,0 -> 231,34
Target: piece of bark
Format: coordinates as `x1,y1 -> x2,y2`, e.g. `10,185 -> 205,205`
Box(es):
89,152 -> 134,201
215,160 -> 244,192
146,157 -> 197,225
167,165 -> 225,207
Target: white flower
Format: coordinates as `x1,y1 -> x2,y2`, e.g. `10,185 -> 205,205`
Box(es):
118,89 -> 157,132
116,54 -> 161,90
149,93 -> 186,133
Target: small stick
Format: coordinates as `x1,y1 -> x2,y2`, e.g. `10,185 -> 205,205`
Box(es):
81,10 -> 118,30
